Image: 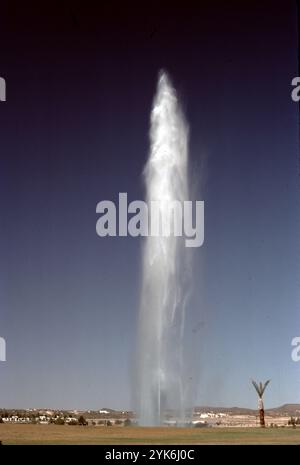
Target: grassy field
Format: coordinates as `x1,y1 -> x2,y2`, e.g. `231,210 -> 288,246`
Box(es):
0,424 -> 300,445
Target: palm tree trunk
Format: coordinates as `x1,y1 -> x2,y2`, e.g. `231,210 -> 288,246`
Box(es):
259,398 -> 265,427
259,408 -> 265,426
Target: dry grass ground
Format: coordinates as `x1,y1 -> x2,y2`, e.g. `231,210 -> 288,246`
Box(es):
0,424 -> 300,444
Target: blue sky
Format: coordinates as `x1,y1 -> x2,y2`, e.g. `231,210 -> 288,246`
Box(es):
0,1 -> 299,410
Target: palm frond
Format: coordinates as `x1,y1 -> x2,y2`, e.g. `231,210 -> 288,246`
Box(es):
261,379 -> 270,396
251,380 -> 261,397
251,379 -> 270,398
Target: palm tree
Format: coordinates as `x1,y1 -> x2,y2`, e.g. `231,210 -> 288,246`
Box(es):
251,379 -> 270,427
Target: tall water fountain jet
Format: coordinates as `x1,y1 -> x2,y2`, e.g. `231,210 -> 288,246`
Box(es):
137,71 -> 190,425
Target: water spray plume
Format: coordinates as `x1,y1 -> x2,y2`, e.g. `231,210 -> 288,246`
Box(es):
137,70 -> 191,425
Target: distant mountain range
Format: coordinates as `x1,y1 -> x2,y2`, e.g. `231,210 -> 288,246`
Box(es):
1,404 -> 300,418
194,404 -> 300,416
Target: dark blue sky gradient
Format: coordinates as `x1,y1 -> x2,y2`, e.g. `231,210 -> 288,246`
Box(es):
0,1 -> 299,410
